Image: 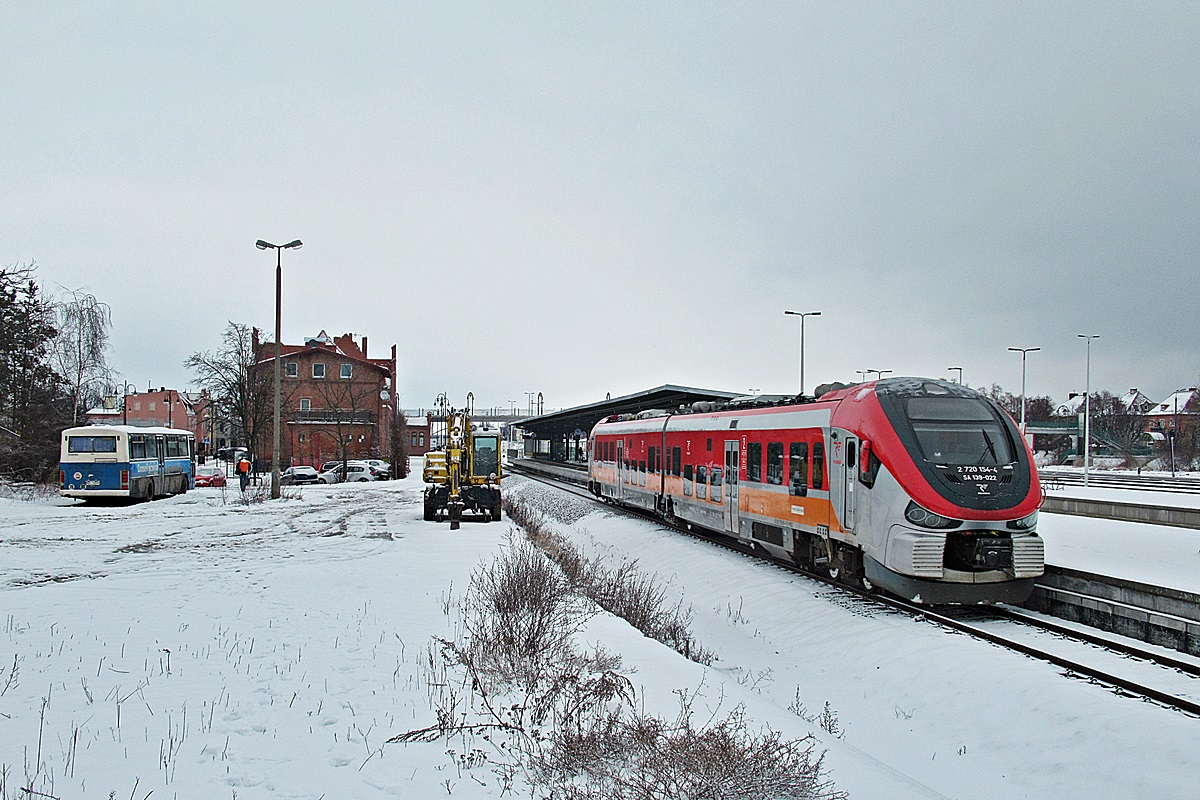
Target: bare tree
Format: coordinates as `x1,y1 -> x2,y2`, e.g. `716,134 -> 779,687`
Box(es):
390,409 -> 409,478
185,322 -> 274,459
54,288 -> 112,425
313,367 -> 381,474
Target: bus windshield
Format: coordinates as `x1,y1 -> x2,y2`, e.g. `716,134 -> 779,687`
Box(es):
68,436 -> 117,454
905,397 -> 1013,466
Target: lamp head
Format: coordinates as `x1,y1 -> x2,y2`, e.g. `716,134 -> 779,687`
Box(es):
283,240 -> 303,250
256,240 -> 274,250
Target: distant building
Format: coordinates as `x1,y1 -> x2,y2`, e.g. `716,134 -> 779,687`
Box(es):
1147,388 -> 1198,436
405,414 -> 432,456
86,388 -> 211,447
252,329 -> 397,468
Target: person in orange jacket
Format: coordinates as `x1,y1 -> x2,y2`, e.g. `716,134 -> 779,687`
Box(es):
237,456 -> 251,491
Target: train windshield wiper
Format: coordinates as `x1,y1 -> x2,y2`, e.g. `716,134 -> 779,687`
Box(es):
978,429 -> 999,465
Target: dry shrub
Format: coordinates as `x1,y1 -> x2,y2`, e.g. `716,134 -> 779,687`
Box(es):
530,703 -> 844,800
460,535 -> 591,690
505,495 -> 713,665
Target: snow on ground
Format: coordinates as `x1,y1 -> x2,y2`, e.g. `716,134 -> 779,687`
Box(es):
1,469 -> 1198,798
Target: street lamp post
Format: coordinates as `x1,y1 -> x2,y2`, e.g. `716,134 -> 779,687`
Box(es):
256,238 -> 303,499
948,366 -> 963,384
784,310 -> 821,396
1008,346 -> 1040,434
870,369 -> 893,381
120,381 -> 135,426
855,370 -> 869,383
1078,334 -> 1099,487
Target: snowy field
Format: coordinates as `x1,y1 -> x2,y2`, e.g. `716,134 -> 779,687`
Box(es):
1,468 -> 1198,799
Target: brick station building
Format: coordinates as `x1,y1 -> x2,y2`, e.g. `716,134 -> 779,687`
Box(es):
252,330 -> 397,468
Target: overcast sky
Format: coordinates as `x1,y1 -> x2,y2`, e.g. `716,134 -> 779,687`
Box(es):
3,3 -> 1197,413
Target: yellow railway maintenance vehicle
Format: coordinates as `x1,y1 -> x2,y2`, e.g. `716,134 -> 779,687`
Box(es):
422,409 -> 502,528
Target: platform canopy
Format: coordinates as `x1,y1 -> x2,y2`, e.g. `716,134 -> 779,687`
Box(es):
514,384 -> 742,446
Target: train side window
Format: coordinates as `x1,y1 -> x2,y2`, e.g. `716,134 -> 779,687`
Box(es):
766,442 -> 783,485
639,461 -> 647,486
707,438 -> 712,451
812,440 -> 825,490
789,442 -> 809,496
683,464 -> 693,496
746,442 -> 762,482
648,446 -> 656,474
847,441 -> 857,470
710,467 -> 723,502
672,447 -> 682,476
696,465 -> 707,499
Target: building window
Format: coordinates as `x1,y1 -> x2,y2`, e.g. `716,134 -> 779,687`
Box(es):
419,433 -> 425,446
300,398 -> 311,411
312,363 -> 326,379
298,433 -> 305,443
285,361 -> 298,378
411,433 -> 419,447
149,401 -> 156,412
340,363 -> 353,379
134,401 -> 141,411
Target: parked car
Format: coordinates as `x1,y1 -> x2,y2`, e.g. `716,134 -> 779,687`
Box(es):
280,466 -> 321,485
361,459 -> 391,480
194,466 -> 227,488
318,461 -> 378,484
216,447 -> 248,462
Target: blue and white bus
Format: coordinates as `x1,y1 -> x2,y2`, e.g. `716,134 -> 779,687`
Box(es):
60,425 -> 195,501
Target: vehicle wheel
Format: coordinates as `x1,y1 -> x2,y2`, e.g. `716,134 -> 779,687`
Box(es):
859,573 -> 877,593
827,565 -> 841,581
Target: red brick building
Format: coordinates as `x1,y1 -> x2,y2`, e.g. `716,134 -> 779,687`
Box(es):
87,389 -> 211,445
253,330 -> 397,468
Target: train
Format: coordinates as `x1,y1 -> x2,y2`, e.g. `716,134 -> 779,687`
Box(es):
60,425 -> 195,501
586,378 -> 1044,604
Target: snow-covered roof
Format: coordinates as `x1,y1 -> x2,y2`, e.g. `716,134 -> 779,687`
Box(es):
1150,388 -> 1199,415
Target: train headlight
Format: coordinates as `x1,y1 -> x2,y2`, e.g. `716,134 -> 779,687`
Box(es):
904,501 -> 962,530
1007,511 -> 1038,531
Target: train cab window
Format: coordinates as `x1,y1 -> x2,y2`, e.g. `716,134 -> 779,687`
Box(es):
710,467 -> 723,502
789,442 -> 809,496
766,442 -> 784,485
672,447 -> 682,476
696,466 -> 707,499
812,441 -> 825,490
746,442 -> 762,482
683,464 -> 693,495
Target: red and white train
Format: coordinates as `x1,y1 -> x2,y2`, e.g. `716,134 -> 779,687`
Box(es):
587,378 -> 1044,604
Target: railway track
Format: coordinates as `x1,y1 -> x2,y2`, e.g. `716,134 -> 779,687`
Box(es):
1039,468 -> 1200,494
507,460 -> 1200,717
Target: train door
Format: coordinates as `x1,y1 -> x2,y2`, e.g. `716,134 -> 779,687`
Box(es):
615,440 -> 624,501
723,440 -> 740,535
841,434 -> 858,532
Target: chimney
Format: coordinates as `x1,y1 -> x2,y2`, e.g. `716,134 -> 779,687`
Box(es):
362,336 -> 368,358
